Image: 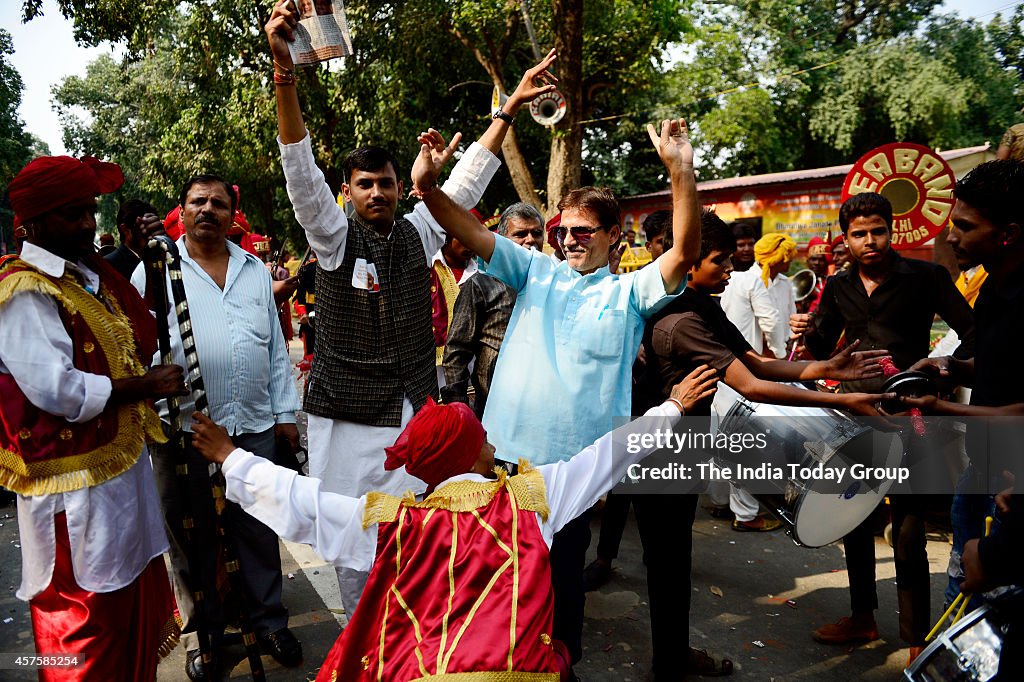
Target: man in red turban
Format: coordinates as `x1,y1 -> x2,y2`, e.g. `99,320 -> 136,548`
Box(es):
190,369 -> 715,682
831,233 -> 849,271
2,155 -> 187,679
383,397 -> 484,489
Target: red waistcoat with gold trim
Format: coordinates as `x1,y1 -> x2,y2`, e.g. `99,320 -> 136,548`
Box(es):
316,465 -> 561,682
0,255 -> 164,495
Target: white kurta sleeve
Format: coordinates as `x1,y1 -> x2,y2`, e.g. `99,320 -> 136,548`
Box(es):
539,403 -> 681,537
406,141 -> 502,262
0,291 -> 111,422
279,133 -> 350,272
223,448 -> 377,572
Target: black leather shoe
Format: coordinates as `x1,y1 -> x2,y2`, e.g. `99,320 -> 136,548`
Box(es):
260,627 -> 303,667
583,558 -> 612,592
185,648 -> 219,682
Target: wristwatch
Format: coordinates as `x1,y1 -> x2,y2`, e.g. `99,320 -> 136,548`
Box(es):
492,108 -> 515,126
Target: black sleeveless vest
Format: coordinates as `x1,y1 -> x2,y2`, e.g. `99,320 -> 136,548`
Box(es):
304,216 -> 437,426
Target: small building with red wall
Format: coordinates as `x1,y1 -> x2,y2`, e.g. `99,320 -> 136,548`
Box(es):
619,144 -> 994,263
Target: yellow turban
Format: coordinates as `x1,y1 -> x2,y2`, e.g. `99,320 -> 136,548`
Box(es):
753,233 -> 797,288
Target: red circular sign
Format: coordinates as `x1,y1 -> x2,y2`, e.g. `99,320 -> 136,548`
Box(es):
842,142 -> 956,250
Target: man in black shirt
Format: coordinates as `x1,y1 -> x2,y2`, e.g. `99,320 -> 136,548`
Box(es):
105,199 -> 161,280
902,161 -> 1024,622
633,211 -> 888,680
790,192 -> 976,660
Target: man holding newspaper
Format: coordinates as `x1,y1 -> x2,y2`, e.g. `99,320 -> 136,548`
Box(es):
265,0 -> 559,617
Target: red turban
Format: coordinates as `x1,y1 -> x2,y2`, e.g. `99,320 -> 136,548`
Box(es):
8,155 -> 124,223
831,234 -> 845,250
164,205 -> 184,240
546,213 -> 562,254
384,398 -> 485,488
807,236 -> 832,263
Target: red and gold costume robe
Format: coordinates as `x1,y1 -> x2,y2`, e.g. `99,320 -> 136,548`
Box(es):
317,466 -> 562,681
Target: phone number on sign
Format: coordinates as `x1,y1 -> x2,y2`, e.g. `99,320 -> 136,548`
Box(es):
0,654 -> 84,669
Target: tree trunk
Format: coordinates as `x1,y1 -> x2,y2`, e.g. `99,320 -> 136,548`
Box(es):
502,127 -> 544,211
546,0 -> 584,215
452,18 -> 544,213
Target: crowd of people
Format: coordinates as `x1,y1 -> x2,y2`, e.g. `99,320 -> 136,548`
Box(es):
1,1 -> 1023,680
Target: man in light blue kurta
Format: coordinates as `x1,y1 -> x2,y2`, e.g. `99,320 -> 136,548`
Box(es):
482,235 -> 679,464
409,118 -> 703,667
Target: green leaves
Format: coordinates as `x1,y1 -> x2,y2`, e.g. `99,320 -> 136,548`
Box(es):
17,0 -> 1021,231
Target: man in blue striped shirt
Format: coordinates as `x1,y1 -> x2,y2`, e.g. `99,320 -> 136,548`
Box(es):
131,175 -> 303,681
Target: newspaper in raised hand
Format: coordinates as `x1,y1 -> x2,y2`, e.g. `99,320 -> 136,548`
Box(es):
286,0 -> 353,65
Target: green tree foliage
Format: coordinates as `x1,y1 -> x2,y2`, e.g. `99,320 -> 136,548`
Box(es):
809,16 -> 1021,155
28,0 -> 693,227
20,0 -> 1023,219
1,28 -> 48,249
671,1 -> 1022,180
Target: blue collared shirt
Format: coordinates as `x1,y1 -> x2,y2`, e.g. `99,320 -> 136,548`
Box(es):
131,237 -> 300,434
481,236 -> 681,464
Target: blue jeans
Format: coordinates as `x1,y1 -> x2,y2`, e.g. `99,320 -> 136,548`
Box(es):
945,465 -> 997,609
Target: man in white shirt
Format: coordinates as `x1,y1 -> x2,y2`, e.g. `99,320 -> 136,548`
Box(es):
131,175 -> 303,681
187,369 -> 716,681
1,154 -> 187,680
721,232 -> 797,360
719,232 -> 797,530
265,2 -> 558,614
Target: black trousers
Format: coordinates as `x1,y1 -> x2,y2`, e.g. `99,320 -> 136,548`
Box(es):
634,493 -> 699,680
549,510 -> 592,664
844,494 -> 943,645
596,490 -> 634,561
153,429 -> 288,652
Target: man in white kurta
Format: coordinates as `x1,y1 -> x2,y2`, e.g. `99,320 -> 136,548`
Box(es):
721,265 -> 795,359
719,232 -> 796,527
266,2 -> 564,614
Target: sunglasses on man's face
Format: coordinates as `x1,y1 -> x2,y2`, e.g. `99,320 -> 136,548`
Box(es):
555,225 -> 606,245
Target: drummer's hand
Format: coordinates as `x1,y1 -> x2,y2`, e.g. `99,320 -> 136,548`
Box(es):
191,412 -> 235,464
898,394 -> 937,413
825,339 -> 888,380
843,391 -> 895,417
789,312 -> 812,336
909,355 -> 954,378
667,364 -> 718,413
960,538 -> 989,593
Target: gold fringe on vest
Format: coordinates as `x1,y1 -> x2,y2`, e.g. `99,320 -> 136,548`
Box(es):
361,465 -> 550,529
0,267 -> 165,495
409,672 -> 559,682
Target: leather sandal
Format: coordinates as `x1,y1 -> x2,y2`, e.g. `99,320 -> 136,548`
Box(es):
687,648 -> 733,676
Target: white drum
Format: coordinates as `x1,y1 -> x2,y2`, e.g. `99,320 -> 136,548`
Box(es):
712,382 -> 904,547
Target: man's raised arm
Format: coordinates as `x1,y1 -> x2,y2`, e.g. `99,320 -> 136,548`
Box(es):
266,1 -> 305,144
540,366 -> 719,536
265,1 -> 352,270
647,119 -> 700,293
409,52 -> 560,262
